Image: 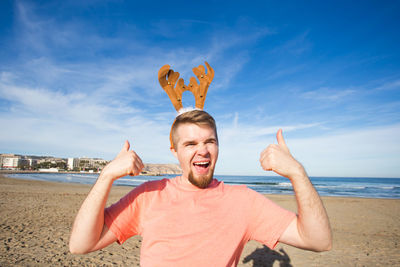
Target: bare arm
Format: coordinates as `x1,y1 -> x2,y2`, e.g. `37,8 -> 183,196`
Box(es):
69,140 -> 144,254
260,129 -> 332,252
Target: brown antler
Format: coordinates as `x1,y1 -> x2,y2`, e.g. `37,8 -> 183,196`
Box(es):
189,61 -> 214,109
158,62 -> 214,111
158,65 -> 184,111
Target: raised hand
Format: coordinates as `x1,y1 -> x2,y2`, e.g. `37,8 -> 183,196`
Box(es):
69,140 -> 144,254
102,140 -> 144,181
259,129 -> 305,180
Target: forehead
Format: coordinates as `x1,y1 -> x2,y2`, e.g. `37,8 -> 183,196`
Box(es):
175,123 -> 217,143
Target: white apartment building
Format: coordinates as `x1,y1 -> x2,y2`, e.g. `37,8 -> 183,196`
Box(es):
67,158 -> 80,170
1,154 -> 20,169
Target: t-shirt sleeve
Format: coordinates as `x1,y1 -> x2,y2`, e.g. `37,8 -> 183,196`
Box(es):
246,188 -> 296,249
104,184 -> 146,244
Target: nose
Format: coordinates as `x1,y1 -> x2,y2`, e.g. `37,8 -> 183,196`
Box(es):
196,143 -> 209,156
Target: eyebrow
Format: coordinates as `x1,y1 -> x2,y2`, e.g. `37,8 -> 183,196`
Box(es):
181,137 -> 217,146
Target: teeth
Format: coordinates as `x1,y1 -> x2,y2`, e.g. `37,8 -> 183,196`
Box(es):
194,162 -> 209,166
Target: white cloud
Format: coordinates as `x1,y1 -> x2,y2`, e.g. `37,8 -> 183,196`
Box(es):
291,124 -> 400,177
9,1 -> 264,99
270,31 -> 311,56
301,87 -> 356,101
375,79 -> 400,91
216,123 -> 400,178
0,74 -> 174,162
216,115 -> 322,176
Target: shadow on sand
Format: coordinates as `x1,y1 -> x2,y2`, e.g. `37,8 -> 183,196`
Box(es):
242,246 -> 292,267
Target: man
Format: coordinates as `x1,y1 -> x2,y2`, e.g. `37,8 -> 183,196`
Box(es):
69,110 -> 332,266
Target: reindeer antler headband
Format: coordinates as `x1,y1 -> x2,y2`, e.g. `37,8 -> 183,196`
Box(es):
158,61 -> 214,112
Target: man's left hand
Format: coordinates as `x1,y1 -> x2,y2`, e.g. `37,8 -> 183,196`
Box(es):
259,129 -> 305,180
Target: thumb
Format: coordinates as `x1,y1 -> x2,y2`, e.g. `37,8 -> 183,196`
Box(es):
276,129 -> 288,150
122,140 -> 130,152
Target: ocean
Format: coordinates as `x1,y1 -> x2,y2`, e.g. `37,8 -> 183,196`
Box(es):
5,173 -> 400,199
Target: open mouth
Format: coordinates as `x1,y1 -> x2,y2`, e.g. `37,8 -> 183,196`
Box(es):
193,161 -> 210,168
193,161 -> 210,175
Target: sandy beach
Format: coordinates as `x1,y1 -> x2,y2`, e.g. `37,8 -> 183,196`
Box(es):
0,175 -> 399,266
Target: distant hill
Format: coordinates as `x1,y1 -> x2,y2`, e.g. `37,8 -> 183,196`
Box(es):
141,163 -> 182,176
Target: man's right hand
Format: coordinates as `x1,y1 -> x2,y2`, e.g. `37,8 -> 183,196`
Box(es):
101,140 -> 144,181
70,140 -> 142,254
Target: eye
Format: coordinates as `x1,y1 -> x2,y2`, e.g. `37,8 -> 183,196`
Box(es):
185,142 -> 196,147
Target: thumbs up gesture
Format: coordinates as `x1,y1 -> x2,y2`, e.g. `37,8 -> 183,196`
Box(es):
260,129 -> 305,180
102,140 -> 144,181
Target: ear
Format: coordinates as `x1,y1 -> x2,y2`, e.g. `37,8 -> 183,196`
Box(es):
170,146 -> 178,159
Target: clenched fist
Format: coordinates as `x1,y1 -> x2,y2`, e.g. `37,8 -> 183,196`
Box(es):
102,140 -> 144,181
260,129 -> 305,180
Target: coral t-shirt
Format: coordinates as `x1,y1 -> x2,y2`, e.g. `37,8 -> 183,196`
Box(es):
104,176 -> 296,266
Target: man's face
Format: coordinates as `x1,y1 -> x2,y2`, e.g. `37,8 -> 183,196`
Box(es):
171,123 -> 219,189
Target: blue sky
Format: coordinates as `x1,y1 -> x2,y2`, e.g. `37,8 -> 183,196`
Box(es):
1,0 -> 399,177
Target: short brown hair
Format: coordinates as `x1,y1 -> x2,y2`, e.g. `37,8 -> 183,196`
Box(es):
170,110 -> 218,149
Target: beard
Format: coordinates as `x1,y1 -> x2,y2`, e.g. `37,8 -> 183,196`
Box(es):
188,168 -> 214,189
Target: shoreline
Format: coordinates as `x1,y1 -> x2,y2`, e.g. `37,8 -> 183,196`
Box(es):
0,170 -> 167,176
1,175 -> 399,266
4,173 -> 400,200
2,169 -> 399,179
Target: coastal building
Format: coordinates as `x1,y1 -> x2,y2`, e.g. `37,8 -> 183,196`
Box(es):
67,158 -> 80,170
0,154 -> 21,170
92,158 -> 108,170
0,153 -> 108,172
78,157 -> 108,171
19,157 -> 37,170
36,157 -> 66,165
36,157 -> 67,170
0,154 -> 9,168
0,154 -> 39,170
